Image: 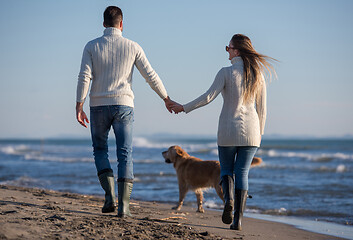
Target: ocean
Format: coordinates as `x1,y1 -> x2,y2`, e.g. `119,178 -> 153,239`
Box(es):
1,137 -> 352,230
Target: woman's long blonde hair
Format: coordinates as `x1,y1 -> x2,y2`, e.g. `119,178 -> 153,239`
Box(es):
231,34 -> 277,103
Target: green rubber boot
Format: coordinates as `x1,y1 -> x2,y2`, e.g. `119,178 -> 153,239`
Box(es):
117,179 -> 133,218
98,170 -> 116,213
230,189 -> 248,231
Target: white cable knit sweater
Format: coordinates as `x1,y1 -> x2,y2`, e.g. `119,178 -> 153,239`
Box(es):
183,57 -> 267,147
76,27 -> 168,107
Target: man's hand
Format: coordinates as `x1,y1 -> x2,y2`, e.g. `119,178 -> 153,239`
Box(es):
163,96 -> 185,114
76,102 -> 89,128
171,103 -> 184,114
163,96 -> 177,113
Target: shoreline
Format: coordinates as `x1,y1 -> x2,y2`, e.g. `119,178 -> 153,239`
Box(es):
0,184 -> 350,240
245,212 -> 353,240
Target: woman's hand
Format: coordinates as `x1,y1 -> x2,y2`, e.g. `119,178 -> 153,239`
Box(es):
163,96 -> 184,114
171,103 -> 184,114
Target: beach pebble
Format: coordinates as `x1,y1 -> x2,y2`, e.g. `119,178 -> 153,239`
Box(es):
200,231 -> 209,236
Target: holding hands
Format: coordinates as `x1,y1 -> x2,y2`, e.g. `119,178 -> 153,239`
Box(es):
163,96 -> 184,114
77,97 -> 184,129
170,102 -> 184,114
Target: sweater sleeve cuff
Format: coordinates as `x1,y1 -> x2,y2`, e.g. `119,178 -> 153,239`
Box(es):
160,90 -> 168,100
183,103 -> 192,114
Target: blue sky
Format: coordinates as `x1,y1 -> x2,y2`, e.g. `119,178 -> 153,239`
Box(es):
0,0 -> 352,139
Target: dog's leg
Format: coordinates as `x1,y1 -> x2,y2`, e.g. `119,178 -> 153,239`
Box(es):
195,189 -> 205,213
172,182 -> 187,211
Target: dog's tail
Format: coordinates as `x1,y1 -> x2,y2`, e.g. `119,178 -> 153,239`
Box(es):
250,157 -> 263,167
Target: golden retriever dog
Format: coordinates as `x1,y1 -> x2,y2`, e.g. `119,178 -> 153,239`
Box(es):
162,145 -> 262,213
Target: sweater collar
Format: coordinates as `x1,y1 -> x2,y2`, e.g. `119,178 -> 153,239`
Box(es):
231,56 -> 242,65
103,27 -> 122,36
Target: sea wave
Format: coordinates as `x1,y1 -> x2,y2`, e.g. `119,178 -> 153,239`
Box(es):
258,207 -> 349,218
133,159 -> 163,164
318,164 -> 348,173
133,137 -> 172,149
199,203 -> 350,220
1,176 -> 50,188
203,200 -> 222,210
257,162 -> 349,173
23,154 -> 93,163
0,144 -> 94,163
134,137 -> 216,149
257,149 -> 353,161
0,145 -> 33,155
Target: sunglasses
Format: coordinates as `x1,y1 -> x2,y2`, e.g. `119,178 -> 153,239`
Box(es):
225,45 -> 236,52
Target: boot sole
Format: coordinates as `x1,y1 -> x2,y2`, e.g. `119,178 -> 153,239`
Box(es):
230,223 -> 242,231
222,203 -> 233,224
102,206 -> 116,213
117,212 -> 132,218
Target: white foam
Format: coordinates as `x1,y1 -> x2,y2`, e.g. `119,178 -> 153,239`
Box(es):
1,176 -> 50,188
336,164 -> 346,173
0,143 -> 94,163
258,162 -> 350,173
246,208 -> 261,214
263,149 -> 353,161
133,137 -> 218,154
210,149 -> 219,156
133,137 -> 172,149
23,154 -> 93,163
203,199 -> 222,209
0,145 -> 29,155
133,159 -> 160,164
278,207 -> 287,213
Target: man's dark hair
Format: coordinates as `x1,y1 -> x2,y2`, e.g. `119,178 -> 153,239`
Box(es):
104,6 -> 123,27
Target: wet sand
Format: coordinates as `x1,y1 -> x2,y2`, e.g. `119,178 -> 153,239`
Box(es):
0,185 -> 345,239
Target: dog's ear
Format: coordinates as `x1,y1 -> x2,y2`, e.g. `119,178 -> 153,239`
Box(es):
175,147 -> 187,158
175,148 -> 184,157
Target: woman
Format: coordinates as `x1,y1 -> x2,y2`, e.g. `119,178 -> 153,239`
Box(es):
171,34 -> 276,230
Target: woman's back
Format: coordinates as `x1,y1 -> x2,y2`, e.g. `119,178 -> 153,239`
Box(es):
218,56 -> 265,147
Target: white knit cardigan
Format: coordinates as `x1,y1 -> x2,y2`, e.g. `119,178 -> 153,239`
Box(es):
76,27 -> 168,107
183,57 -> 267,147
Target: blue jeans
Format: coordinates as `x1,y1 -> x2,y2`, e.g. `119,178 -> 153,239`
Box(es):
218,146 -> 258,190
90,105 -> 134,180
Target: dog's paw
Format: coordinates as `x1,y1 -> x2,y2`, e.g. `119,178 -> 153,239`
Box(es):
172,206 -> 182,211
197,208 -> 205,213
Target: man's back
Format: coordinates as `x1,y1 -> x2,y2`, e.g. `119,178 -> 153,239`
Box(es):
77,27 -> 167,108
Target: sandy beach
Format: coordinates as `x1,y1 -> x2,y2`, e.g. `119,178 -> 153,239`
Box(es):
0,184 -> 347,240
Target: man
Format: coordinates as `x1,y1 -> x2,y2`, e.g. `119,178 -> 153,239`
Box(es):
76,6 -> 174,217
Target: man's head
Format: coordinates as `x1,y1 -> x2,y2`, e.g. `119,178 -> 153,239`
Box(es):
103,6 -> 123,30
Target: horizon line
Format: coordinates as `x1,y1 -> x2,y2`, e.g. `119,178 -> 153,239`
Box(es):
0,133 -> 353,141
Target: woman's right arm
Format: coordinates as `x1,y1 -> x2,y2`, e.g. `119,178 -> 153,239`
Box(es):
182,68 -> 226,113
